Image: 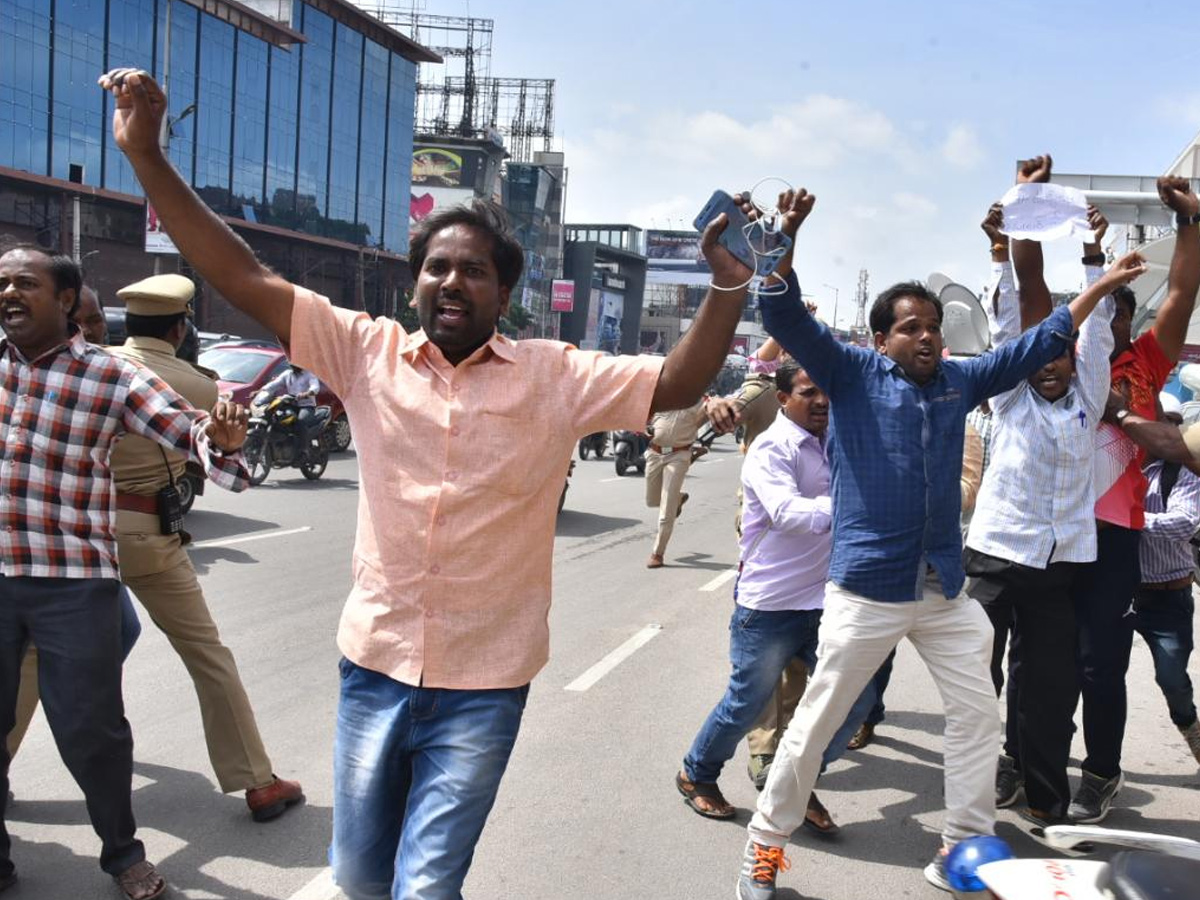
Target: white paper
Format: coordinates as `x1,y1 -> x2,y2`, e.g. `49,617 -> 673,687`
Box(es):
999,182 -> 1095,243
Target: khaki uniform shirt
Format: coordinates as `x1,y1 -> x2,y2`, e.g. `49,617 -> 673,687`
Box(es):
110,337 -> 218,495
733,373 -> 781,451
650,400 -> 706,448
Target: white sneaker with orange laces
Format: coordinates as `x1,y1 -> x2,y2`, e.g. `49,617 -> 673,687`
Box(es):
736,839 -> 789,900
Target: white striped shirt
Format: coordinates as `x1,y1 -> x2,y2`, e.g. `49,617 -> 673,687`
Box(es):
1140,460 -> 1200,583
966,263 -> 1113,568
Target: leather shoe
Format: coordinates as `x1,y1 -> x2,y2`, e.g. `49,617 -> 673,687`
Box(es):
847,722 -> 875,750
647,553 -> 664,569
246,775 -> 305,822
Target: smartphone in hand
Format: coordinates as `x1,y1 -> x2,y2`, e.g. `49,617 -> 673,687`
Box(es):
693,190 -> 792,279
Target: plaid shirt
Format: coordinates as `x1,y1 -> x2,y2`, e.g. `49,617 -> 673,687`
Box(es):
761,272 -> 1075,603
0,332 -> 249,579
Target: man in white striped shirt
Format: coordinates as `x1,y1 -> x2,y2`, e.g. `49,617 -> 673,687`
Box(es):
963,184 -> 1114,826
1132,393 -> 1200,766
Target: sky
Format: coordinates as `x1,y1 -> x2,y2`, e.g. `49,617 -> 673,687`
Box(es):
413,0 -> 1200,327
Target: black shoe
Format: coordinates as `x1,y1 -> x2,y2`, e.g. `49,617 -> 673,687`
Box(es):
996,754 -> 1023,809
1068,770 -> 1122,824
747,753 -> 774,791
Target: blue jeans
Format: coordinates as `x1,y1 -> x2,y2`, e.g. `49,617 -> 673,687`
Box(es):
330,659 -> 528,900
683,604 -> 876,784
1133,586 -> 1197,729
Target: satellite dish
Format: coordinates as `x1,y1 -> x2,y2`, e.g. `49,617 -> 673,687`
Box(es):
939,283 -> 990,357
927,272 -> 954,296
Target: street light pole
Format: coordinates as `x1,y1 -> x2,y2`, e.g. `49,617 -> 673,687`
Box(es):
823,283 -> 840,330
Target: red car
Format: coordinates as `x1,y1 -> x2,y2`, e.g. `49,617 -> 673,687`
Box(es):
197,343 -> 352,452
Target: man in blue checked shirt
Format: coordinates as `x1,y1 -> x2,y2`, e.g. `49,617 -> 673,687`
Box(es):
731,189 -> 1149,900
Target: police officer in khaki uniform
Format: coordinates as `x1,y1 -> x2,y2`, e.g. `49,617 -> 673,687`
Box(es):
106,275 -> 303,821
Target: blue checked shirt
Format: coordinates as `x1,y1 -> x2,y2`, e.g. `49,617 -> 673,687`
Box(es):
761,272 -> 1076,602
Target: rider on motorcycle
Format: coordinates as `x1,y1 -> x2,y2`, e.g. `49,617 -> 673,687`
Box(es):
255,363 -> 321,444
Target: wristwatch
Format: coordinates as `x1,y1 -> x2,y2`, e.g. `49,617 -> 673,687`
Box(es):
1081,253 -> 1105,266
1115,409 -> 1130,424
1177,211 -> 1200,227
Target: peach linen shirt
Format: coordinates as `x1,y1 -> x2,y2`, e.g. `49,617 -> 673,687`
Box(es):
289,287 -> 665,689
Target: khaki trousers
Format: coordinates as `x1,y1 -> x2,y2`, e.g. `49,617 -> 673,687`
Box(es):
118,511 -> 274,792
645,448 -> 691,556
744,657 -> 808,756
749,581 -> 999,848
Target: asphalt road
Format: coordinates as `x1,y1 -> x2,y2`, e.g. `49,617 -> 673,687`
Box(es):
5,436 -> 1199,899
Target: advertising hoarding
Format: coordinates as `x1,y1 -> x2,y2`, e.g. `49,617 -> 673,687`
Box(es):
551,280 -> 575,313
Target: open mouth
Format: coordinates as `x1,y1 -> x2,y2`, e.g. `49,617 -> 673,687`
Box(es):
435,300 -> 469,325
1,303 -> 29,326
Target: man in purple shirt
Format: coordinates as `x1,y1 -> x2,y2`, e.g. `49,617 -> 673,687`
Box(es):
675,363 -> 874,829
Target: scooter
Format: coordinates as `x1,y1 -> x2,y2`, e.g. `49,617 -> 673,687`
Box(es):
243,394 -> 331,485
611,429 -> 649,476
578,431 -> 608,460
974,825 -> 1200,899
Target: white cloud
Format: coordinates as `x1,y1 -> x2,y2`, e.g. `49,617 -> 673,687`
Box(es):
940,124 -> 984,170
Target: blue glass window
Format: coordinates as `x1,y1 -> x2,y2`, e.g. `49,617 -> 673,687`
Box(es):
295,5 -> 332,222
265,43 -> 299,222
327,23 -> 363,238
160,0 -> 198,183
382,54 -> 415,254
231,33 -> 268,209
356,38 -> 388,247
0,0 -> 52,174
104,0 -> 158,193
50,0 -> 106,184
194,15 -> 234,200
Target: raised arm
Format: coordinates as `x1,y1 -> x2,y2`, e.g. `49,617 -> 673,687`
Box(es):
650,212 -> 752,412
981,203 -> 1018,346
100,68 -> 295,342
1067,251 -> 1147,332
1150,176 -> 1200,364
1011,155 -> 1055,330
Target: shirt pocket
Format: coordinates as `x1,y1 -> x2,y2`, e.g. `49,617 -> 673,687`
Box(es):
476,411 -> 547,496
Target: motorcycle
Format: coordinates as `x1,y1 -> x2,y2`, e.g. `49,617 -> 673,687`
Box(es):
611,429 -> 649,476
578,431 -> 608,460
243,394 -> 331,485
968,826 -> 1200,899
558,459 -> 576,513
179,460 -> 205,514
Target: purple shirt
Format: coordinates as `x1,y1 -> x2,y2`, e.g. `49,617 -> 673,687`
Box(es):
736,410 -> 832,611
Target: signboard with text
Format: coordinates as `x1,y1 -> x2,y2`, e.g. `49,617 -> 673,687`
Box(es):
145,203 -> 178,254
551,279 -> 575,313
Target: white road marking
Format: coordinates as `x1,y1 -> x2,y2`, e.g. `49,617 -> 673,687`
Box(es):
599,476 -> 624,483
699,567 -> 738,592
285,868 -> 340,900
189,526 -> 312,549
564,625 -> 662,692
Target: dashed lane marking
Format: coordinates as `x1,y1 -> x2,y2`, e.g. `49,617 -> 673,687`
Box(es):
189,526 -> 312,549
285,868 -> 340,900
699,567 -> 738,592
564,624 -> 663,692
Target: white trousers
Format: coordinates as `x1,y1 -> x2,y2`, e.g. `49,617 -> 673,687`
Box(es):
748,580 -> 999,848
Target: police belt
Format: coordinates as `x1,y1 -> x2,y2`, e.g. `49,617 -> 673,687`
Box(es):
649,442 -> 691,454
116,492 -> 158,515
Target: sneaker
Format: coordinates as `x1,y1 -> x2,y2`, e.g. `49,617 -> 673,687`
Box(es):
995,754 -> 1023,809
747,754 -> 774,791
736,840 -> 789,900
923,847 -> 951,892
1182,720 -> 1200,764
1067,769 -> 1123,824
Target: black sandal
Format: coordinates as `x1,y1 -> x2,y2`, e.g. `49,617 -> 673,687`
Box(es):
675,770 -> 736,820
803,791 -> 840,836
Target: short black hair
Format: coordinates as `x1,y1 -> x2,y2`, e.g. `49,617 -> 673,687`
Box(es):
125,311 -> 187,340
869,281 -> 942,336
0,243 -> 82,316
1113,285 -> 1137,318
775,362 -> 802,394
409,199 -> 524,291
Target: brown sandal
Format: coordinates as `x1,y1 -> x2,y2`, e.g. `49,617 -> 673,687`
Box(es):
114,860 -> 166,900
803,791 -> 839,836
676,770 -> 736,819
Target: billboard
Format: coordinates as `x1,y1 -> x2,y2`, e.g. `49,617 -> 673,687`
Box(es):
551,280 -> 574,313
412,147 -> 487,188
645,229 -> 712,286
409,186 -> 474,225
145,203 -> 178,254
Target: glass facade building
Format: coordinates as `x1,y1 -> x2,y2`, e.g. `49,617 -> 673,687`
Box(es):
0,0 -> 427,255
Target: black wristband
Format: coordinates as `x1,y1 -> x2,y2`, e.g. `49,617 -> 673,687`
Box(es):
1081,253 -> 1105,266
1177,211 -> 1200,227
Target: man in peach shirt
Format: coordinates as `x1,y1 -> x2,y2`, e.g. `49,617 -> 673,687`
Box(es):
103,67 -> 760,900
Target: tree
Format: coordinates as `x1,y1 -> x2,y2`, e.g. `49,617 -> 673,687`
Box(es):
499,303 -> 533,337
